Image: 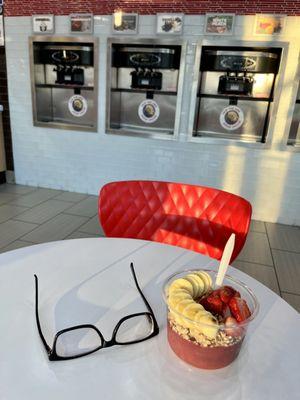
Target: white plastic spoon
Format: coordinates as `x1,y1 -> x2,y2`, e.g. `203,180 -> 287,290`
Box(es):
215,233 -> 236,288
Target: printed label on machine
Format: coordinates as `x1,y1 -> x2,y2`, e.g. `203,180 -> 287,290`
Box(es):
68,95 -> 88,117
219,105 -> 244,130
138,100 -> 160,124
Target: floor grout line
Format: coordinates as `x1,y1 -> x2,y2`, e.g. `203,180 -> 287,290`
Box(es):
62,211 -> 98,218
265,226 -> 282,294
0,238 -> 37,252
281,290 -> 300,297
234,258 -> 274,268
1,191 -> 66,212
233,259 -> 275,269
64,213 -> 100,238
16,211 -> 91,243
0,192 -> 96,227
270,247 -> 300,255
51,195 -> 90,203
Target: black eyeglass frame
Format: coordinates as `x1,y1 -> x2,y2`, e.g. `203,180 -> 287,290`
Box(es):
34,262 -> 159,361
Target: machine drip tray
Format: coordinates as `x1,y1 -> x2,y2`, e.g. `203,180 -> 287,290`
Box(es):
194,130 -> 260,142
39,117 -> 94,127
110,123 -> 173,135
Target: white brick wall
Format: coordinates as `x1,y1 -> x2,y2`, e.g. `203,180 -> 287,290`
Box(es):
4,15 -> 300,225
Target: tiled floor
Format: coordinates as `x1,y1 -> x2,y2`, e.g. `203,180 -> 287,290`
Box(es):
0,183 -> 300,312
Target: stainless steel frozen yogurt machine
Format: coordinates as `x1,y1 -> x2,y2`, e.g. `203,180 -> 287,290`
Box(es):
193,45 -> 282,142
106,38 -> 185,138
29,36 -> 98,131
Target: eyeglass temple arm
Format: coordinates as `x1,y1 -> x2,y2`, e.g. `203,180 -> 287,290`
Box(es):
129,262 -> 158,324
34,275 -> 52,354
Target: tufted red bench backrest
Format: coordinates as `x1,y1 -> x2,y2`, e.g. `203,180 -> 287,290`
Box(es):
98,180 -> 252,262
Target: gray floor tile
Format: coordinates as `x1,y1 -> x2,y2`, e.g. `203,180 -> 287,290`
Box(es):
10,188 -> 62,208
14,199 -> 73,224
77,215 -> 104,236
281,292 -> 300,313
272,249 -> 300,295
54,192 -> 89,203
0,204 -> 29,223
67,231 -> 97,240
0,240 -> 34,254
63,195 -> 98,217
232,260 -> 280,295
0,183 -> 37,195
0,220 -> 38,249
250,220 -> 266,233
21,213 -> 89,244
266,222 -> 300,253
0,192 -> 21,206
236,231 -> 273,266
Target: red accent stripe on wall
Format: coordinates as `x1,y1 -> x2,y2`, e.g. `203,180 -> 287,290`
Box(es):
4,0 -> 300,17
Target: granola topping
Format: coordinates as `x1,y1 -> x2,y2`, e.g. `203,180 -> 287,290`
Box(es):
168,313 -> 242,347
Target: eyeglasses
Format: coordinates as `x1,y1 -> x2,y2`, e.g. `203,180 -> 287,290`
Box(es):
34,262 -> 159,361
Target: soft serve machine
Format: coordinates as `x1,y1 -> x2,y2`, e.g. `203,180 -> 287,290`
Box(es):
193,45 -> 282,142
106,38 -> 185,137
29,36 -> 98,131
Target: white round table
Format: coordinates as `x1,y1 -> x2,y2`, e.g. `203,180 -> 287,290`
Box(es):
0,238 -> 299,400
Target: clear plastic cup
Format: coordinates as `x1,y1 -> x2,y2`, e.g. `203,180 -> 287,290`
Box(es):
163,269 -> 259,369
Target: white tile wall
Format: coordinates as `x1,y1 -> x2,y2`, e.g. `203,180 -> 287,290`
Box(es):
4,15 -> 300,225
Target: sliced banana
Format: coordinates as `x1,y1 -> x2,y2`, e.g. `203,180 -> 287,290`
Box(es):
182,303 -> 205,328
194,309 -> 211,323
171,299 -> 193,326
184,274 -> 201,297
167,270 -> 219,339
169,288 -> 192,299
194,271 -> 213,294
197,314 -> 219,339
168,288 -> 192,301
168,278 -> 193,295
182,302 -> 204,320
175,298 -> 195,314
187,273 -> 205,297
168,293 -> 191,310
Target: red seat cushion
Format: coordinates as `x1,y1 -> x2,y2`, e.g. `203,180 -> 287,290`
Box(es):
99,181 -> 252,262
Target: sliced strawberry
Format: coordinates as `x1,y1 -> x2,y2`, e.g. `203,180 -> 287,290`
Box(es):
200,291 -> 223,315
224,316 -> 243,337
228,297 -> 251,322
219,286 -> 236,303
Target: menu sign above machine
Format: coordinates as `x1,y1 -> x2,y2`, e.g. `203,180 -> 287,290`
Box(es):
32,15 -> 55,34
219,105 -> 244,130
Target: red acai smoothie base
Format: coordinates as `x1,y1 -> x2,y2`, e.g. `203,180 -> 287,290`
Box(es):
167,322 -> 244,369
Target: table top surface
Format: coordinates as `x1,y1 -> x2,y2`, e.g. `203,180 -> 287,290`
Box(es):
0,237 -> 299,400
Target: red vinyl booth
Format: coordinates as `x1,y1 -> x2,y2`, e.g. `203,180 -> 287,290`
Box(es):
98,180 -> 252,262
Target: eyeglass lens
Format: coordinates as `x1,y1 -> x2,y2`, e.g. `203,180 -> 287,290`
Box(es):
55,327 -> 103,358
115,314 -> 154,344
